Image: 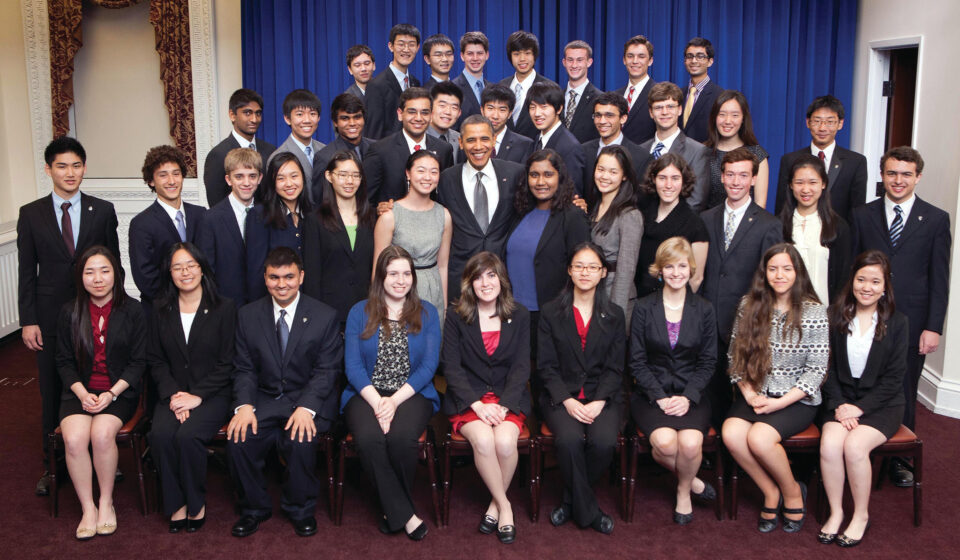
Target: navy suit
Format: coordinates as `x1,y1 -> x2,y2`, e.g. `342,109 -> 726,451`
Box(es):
363,131 -> 454,203
203,134 -> 275,207
541,126 -> 587,195
452,73 -> 491,130
309,135 -> 375,204
195,197 -> 248,305
495,128 -> 534,164
499,72 -> 559,140
563,82 -> 601,144
615,79 -> 657,145
365,69 -> 420,140
679,80 -> 723,144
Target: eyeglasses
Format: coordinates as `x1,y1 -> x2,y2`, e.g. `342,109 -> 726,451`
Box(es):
684,53 -> 710,61
571,263 -> 603,273
651,103 -> 679,113
592,111 -> 620,120
171,262 -> 200,274
332,171 -> 361,181
809,118 -> 840,128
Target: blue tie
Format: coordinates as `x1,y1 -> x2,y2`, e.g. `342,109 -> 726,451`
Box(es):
277,309 -> 289,354
474,79 -> 484,103
304,145 -> 313,163
175,210 -> 186,242
889,205 -> 904,247
652,142 -> 665,159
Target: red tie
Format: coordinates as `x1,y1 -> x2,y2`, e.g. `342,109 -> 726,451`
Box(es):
60,201 -> 75,256
818,150 -> 826,162
626,86 -> 635,107
414,144 -> 421,152
403,76 -> 409,91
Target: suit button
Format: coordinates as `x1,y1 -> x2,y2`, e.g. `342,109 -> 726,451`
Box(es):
720,273 -> 726,278
184,365 -> 189,369
486,385 -> 493,391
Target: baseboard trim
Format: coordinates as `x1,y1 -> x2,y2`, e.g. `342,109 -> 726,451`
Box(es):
918,367 -> 960,420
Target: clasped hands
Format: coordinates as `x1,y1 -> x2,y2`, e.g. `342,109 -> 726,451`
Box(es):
471,401 -> 508,426
169,391 -> 202,423
80,390 -> 112,414
656,395 -> 690,416
834,403 -> 864,431
563,398 -> 605,424
747,393 -> 788,415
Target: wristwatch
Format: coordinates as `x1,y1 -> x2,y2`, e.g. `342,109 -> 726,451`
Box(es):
108,389 -> 118,402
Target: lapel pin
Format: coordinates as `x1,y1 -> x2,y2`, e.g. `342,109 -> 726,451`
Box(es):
303,317 -> 308,322
88,206 -> 93,211
507,318 -> 512,324
203,309 -> 208,314
918,216 -> 924,221
748,217 -> 754,222
600,312 -> 607,319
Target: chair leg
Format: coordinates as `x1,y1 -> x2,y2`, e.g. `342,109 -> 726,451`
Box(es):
441,442 -> 452,527
618,439 -> 628,521
713,443 -> 724,521
423,441 -> 442,528
335,442 -> 347,526
628,439 -> 638,523
531,441 -> 540,523
913,442 -> 923,527
730,464 -> 739,520
48,432 -> 59,518
325,436 -> 335,522
133,435 -> 148,516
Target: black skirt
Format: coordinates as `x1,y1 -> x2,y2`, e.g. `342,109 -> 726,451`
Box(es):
818,404 -> 904,440
59,395 -> 137,424
727,397 -> 817,439
631,393 -> 712,435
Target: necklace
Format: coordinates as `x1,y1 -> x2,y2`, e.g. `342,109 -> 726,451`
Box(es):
663,300 -> 684,311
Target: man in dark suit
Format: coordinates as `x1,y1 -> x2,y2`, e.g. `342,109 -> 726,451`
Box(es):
309,93 -> 375,203
679,37 -> 723,144
850,146 -> 950,486
639,82 -> 711,212
499,30 -> 559,141
560,40 -> 600,144
615,35 -> 657,145
482,84 -> 533,164
581,92 -> 651,208
268,89 -> 325,205
529,82 -> 587,195
227,247 -> 342,538
129,145 -> 206,315
364,87 -> 454,203
427,81 -> 462,163
344,44 -> 375,100
437,115 -> 525,301
18,137 -> 119,495
452,31 -> 492,130
365,24 -> 421,139
203,88 -> 276,207
422,33 -> 454,86
775,95 -> 867,222
700,147 -> 783,426
197,148 -> 261,306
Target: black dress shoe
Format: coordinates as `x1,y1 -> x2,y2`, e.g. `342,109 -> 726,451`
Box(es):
478,514 -> 498,534
291,516 -> 317,537
673,510 -> 693,525
405,521 -> 428,541
782,482 -> 808,533
168,518 -> 187,533
758,495 -> 782,533
836,521 -> 870,547
692,481 -> 717,503
497,524 -> 516,544
549,504 -> 571,527
378,516 -> 403,535
890,458 -> 914,487
35,472 -> 51,497
115,468 -> 124,483
231,512 -> 271,537
590,511 -> 614,535
186,517 -> 205,533
817,530 -> 837,544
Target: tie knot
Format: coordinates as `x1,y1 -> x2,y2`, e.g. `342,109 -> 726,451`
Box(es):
248,142 -> 256,149
894,205 -> 903,214
279,309 -> 287,320
61,201 -> 71,211
414,144 -> 422,152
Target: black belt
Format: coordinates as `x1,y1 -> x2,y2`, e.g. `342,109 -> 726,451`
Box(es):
415,262 -> 437,270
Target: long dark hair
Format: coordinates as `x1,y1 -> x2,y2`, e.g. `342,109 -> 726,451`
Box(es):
729,243 -> 820,390
454,251 -> 517,324
829,250 -> 896,340
778,154 -> 840,247
156,242 -> 221,311
590,145 -> 639,236
362,245 -> 423,339
555,241 -> 611,317
262,152 -> 312,229
70,246 -> 128,369
318,151 -> 375,231
705,90 -> 760,150
514,149 -> 575,215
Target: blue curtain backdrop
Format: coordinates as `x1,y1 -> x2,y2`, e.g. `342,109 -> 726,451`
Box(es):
241,0 -> 858,210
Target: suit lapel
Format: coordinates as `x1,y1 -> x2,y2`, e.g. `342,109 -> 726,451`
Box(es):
150,201 -> 182,241
535,211 -> 562,256
186,301 -> 212,349
726,204 -> 760,254
827,150 -> 844,190
333,213 -> 356,260
896,197 -> 928,248
582,306 -> 608,364
867,201 -> 893,251
488,161 -> 514,231
260,299 -> 283,366
75,198 -> 96,251
562,310 -> 588,370
283,300 -> 309,364
650,294 -> 672,353
41,195 -> 73,259
220,204 -> 244,248
165,299 -> 190,361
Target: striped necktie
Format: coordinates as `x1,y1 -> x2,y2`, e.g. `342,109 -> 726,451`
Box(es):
651,142 -> 665,159
889,205 -> 904,247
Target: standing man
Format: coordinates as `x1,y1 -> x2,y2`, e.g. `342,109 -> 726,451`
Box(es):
560,40 -> 600,143
529,82 -> 587,195
775,95 -> 868,222
481,84 -> 533,164
269,89 -> 326,204
616,35 -> 657,145
310,93 -> 375,201
365,24 -> 421,140
344,44 -> 375,100
422,33 -> 455,87
452,31 -> 492,130
499,30 -> 558,141
580,92 -> 651,208
427,81 -> 463,163
850,146 -> 950,486
18,137 -> 120,496
204,88 -> 276,207
679,37 -> 723,144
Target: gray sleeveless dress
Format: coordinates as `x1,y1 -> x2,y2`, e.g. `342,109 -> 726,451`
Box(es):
392,202 -> 446,323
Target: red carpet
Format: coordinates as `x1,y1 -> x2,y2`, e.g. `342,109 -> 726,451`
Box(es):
1,335 -> 956,559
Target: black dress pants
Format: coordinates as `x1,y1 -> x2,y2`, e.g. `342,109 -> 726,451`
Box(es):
36,339 -> 62,465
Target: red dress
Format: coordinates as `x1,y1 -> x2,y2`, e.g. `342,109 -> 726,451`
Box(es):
573,306 -> 590,400
449,330 -> 527,435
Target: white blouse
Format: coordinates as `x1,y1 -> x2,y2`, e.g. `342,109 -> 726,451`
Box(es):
181,311 -> 196,341
792,210 -> 830,304
846,312 -> 878,379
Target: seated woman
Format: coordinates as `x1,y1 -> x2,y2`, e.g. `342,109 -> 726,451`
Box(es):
818,250 -> 907,547
442,252 -> 530,544
342,245 -> 441,540
537,242 -> 626,534
722,243 -> 828,534
147,242 -> 236,533
55,246 -> 146,540
629,237 -> 717,524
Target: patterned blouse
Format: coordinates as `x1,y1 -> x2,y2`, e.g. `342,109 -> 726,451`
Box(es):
371,320 -> 411,392
728,300 -> 829,406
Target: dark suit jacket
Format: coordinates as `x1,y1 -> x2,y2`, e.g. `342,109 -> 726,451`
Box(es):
495,128 -> 534,164
424,76 -> 443,89
441,304 -> 531,416
564,81 -> 601,143
581,137 -> 651,208
149,294 -> 236,401
129,201 -> 206,309
615,79 -> 657,145
363,131 -> 454,203
345,83 -> 365,101
18,193 -> 119,335
301,214 -> 374,326
541,126 -> 587,195
780,214 -> 853,305
203,134 -> 275,207
437,160 -> 525,300
195,198 -> 248,305
244,206 -> 305,302
56,299 -> 146,402
629,290 -> 717,404
775,146 -> 868,222
309,135 -> 376,203
851,197 -> 951,340
699,202 -> 783,342
822,311 -> 908,413
452,73 -> 491,130
498,72 -> 560,140
537,297 -> 626,407
365,69 -> 420,140
233,294 -> 343,428
680,79 -> 723,144
640,131 -> 710,212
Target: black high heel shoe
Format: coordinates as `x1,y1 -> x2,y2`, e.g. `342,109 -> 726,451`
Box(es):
782,482 -> 808,533
836,521 -> 870,547
758,495 -> 782,533
168,518 -> 187,533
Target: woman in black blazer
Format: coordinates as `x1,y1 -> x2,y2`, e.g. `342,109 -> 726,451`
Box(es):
629,237 -> 718,525
147,242 -> 236,533
55,246 -> 145,540
442,252 -> 530,544
537,241 -> 625,534
302,151 -> 376,329
818,250 -> 907,547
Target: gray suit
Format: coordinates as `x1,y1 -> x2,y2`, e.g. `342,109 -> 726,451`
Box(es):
269,135 -> 327,204
345,83 -> 365,100
427,126 -> 461,164
640,131 -> 710,213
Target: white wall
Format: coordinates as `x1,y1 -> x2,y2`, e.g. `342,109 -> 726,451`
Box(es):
0,1 -> 36,223
213,0 -> 243,139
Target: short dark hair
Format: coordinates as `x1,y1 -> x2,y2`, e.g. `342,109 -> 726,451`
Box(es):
460,114 -> 494,135
623,35 -> 654,58
330,92 -> 366,122
592,91 -> 628,117
564,39 -> 593,59
506,30 -> 539,59
263,246 -> 302,272
399,86 -> 432,110
228,88 -> 264,113
346,44 -> 374,66
389,23 -> 421,45
430,80 -> 463,104
44,136 -> 86,165
282,89 -> 322,117
423,33 -> 454,56
141,145 -> 187,188
647,82 -> 683,108
684,37 -> 714,59
528,82 -> 564,113
881,146 -> 925,174
721,146 -> 760,176
481,83 -> 516,111
806,95 -> 845,120
460,31 -> 489,53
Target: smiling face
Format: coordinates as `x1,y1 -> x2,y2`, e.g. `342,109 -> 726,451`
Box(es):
334,109 -> 364,143
482,99 -> 511,134
82,254 -> 114,303
424,43 -> 454,76
226,165 -> 261,205
265,263 -> 303,307
348,53 -> 375,85
661,258 -> 691,291
150,161 -> 184,206
405,156 -> 440,197
790,165 -> 825,214
527,159 -> 559,208
45,151 -> 86,199
325,159 -> 361,201
766,252 -> 797,298
389,34 -> 420,69
882,158 -> 921,204
654,164 -> 683,205
562,47 -> 592,83
806,107 -> 843,150
459,122 -> 494,169
170,248 -> 202,295
530,101 -> 560,131
684,46 -> 713,78
721,160 -> 756,208
510,49 -> 535,79
383,258 -> 413,303
715,98 -> 744,140
398,97 -> 432,139
623,43 -> 652,81
462,43 -> 489,75
650,99 -> 681,133
592,103 -> 627,141
431,93 -> 461,132
283,106 -> 320,144
275,160 -> 304,206
229,101 -> 263,139
472,267 -> 501,305
568,248 -> 606,292
852,264 -> 885,309
594,153 -> 624,197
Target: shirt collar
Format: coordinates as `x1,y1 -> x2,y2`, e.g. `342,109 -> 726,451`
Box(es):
463,71 -> 484,88
389,62 -> 409,87
565,80 -> 589,98
539,120 -> 563,146
52,190 -> 81,207
157,197 -> 183,219
495,127 -> 507,146
291,135 -> 311,153
625,75 -> 650,94
653,127 -> 682,150
724,196 -> 752,218
884,193 -> 916,216
232,129 -> 256,149
511,71 -> 537,91
687,74 -> 711,93
464,158 -> 495,181
849,311 -> 879,335
810,141 -> 836,159
228,192 -> 253,212
600,132 -> 624,150
273,291 -> 301,320
431,74 -> 446,83
402,130 -> 426,152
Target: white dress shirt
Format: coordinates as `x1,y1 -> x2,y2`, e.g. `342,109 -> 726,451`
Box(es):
461,159 -> 499,223
157,197 -> 185,229
538,120 -> 563,148
884,193 -> 916,227
650,127 -> 681,154
232,129 -> 256,150
494,127 -> 507,155
847,312 -> 878,379
389,62 -> 410,90
510,71 -> 537,123
271,291 -> 315,417
228,192 -> 253,239
810,141 -> 836,170
181,311 -> 196,341
402,130 -> 427,154
598,132 -> 625,153
724,196 -> 752,234
623,75 -> 651,112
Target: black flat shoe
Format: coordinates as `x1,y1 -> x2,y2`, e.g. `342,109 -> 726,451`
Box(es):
497,524 -> 516,544
890,458 -> 914,487
549,503 -> 571,527
817,530 -> 837,544
758,495 -> 782,533
673,510 -> 693,525
590,511 -> 614,535
836,521 -> 870,547
231,512 -> 271,538
186,517 -> 205,533
291,516 -> 317,537
168,518 -> 187,533
478,514 -> 498,534
782,482 -> 808,533
405,521 -> 428,541
692,481 -> 717,503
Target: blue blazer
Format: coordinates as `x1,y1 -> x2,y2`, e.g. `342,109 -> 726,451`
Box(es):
244,205 -> 304,301
196,198 -> 247,305
341,300 -> 441,413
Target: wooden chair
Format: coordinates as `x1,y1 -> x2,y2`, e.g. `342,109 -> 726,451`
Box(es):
628,426 -> 724,522
334,427 -> 441,526
440,423 -> 536,526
